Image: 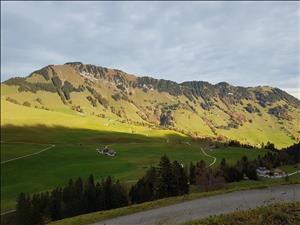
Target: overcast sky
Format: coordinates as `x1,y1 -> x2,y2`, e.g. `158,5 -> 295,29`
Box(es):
1,1 -> 299,98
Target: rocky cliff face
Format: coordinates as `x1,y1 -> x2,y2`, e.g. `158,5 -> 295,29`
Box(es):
2,62 -> 300,147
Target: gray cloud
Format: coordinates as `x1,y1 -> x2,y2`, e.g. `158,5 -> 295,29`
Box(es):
1,1 -> 299,98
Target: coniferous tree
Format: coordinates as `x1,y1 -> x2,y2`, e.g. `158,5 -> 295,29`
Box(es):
49,188 -> 62,221
74,177 -> 84,214
130,178 -> 149,204
129,167 -> 156,204
39,192 -> 50,222
189,162 -> 196,185
103,176 -> 113,209
85,174 -> 96,212
220,158 -> 227,171
245,162 -> 258,180
95,182 -> 105,211
172,161 -> 189,195
111,180 -> 128,208
155,155 -> 174,198
16,192 -> 32,225
31,194 -> 43,225
62,179 -> 75,217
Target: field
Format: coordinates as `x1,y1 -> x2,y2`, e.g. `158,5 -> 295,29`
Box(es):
0,99 -> 268,214
0,123 -> 266,213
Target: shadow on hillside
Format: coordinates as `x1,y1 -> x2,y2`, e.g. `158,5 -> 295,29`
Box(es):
1,124 -> 190,145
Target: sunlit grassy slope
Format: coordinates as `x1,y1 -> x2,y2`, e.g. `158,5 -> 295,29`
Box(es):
2,72 -> 299,148
1,100 -> 182,139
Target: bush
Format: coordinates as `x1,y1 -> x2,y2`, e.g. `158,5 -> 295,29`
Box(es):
23,101 -> 31,107
112,93 -> 121,101
36,98 -> 43,105
6,97 -> 19,105
86,96 -> 97,107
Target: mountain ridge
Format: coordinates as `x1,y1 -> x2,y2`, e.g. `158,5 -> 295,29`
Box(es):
2,62 -> 300,148
4,62 -> 299,103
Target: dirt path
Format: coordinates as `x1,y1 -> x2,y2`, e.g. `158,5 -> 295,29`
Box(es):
0,209 -> 15,216
1,143 -> 55,164
200,147 -> 216,167
91,184 -> 300,225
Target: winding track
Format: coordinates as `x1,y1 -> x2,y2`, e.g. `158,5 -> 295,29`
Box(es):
0,142 -> 55,164
200,147 -> 217,167
91,184 -> 300,225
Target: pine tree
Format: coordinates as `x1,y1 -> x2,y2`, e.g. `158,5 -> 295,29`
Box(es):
62,179 -> 74,217
95,182 -> 105,210
74,177 -> 84,214
245,163 -> 258,180
111,180 -> 128,208
39,192 -> 50,222
84,174 -> 96,212
130,167 -> 156,204
16,192 -> 32,225
31,194 -> 43,225
220,158 -> 227,171
172,161 -> 189,195
189,162 -> 196,185
49,188 -> 62,220
103,176 -> 113,209
155,155 -> 174,198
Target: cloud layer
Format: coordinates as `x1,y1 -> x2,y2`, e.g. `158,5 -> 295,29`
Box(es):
1,1 -> 299,98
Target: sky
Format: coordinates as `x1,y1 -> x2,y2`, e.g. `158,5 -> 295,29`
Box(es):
1,1 -> 300,98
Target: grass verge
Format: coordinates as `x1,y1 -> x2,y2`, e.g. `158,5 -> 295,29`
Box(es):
182,202 -> 300,225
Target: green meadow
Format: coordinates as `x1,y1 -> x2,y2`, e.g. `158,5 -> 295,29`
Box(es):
0,125 -> 266,213
0,100 -> 267,213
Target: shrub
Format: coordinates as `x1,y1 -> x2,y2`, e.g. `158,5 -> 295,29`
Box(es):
86,96 -> 97,107
36,98 -> 43,105
23,101 -> 31,107
6,97 -> 19,105
112,93 -> 121,101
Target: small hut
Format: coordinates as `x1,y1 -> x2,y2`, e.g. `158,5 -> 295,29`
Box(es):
96,146 -> 116,157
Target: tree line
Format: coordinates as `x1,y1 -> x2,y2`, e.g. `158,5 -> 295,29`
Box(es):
189,155 -> 258,191
16,156 -> 189,225
129,155 -> 189,204
257,142 -> 300,169
16,176 -> 127,225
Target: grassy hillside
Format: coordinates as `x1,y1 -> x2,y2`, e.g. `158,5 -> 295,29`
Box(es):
0,101 -> 267,213
183,202 -> 300,225
2,62 -> 299,148
1,126 -> 265,213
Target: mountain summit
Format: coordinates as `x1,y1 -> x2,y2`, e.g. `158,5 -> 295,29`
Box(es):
2,62 -> 300,147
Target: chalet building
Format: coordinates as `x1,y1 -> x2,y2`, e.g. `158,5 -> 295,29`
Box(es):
96,146 -> 116,157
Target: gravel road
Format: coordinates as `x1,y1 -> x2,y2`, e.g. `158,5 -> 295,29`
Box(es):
91,184 -> 300,225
